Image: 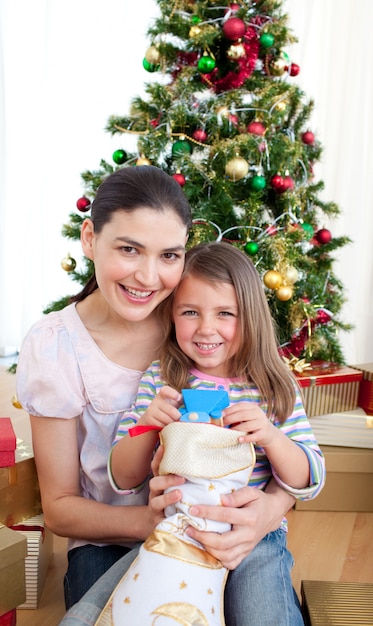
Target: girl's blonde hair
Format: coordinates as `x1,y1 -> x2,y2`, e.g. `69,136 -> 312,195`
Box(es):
160,241 -> 297,422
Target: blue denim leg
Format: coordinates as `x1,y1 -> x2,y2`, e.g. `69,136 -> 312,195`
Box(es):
59,544 -> 141,625
224,529 -> 304,626
63,543 -> 138,610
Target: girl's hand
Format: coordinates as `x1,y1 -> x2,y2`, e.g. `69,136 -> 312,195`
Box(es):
222,402 -> 276,448
185,483 -> 294,570
139,386 -> 182,429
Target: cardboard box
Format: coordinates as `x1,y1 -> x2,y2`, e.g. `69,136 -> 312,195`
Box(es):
0,439 -> 42,527
296,364 -> 362,417
301,580 -> 373,625
14,515 -> 53,609
353,362 -> 373,415
310,407 -> 373,449
295,445 -> 373,512
0,418 -> 16,468
0,524 -> 27,614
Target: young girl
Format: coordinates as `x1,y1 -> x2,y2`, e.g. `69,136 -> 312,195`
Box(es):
107,241 -> 325,625
109,243 -> 325,626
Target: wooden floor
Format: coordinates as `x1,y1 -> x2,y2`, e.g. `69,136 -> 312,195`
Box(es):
1,364 -> 372,625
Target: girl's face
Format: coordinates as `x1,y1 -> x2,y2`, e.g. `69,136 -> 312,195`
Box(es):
81,207 -> 188,323
172,274 -> 240,377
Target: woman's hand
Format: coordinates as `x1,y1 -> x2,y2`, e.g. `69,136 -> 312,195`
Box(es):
185,481 -> 295,569
148,445 -> 185,527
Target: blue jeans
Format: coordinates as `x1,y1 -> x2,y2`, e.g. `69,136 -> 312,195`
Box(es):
59,530 -> 304,625
63,544 -> 134,610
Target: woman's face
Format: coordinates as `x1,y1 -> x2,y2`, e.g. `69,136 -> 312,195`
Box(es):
81,207 -> 188,322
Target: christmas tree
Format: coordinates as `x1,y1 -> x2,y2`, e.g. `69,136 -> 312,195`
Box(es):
53,0 -> 352,365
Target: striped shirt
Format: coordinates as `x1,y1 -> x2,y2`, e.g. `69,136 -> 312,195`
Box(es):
113,361 -> 326,510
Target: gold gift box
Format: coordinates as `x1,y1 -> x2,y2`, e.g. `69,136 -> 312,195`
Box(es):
301,580 -> 373,625
295,445 -> 373,512
0,439 -> 42,527
0,524 -> 27,614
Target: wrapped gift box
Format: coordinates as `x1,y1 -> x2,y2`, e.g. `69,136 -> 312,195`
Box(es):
0,418 -> 16,468
309,407 -> 373,449
0,610 -> 16,626
0,524 -> 27,615
0,438 -> 42,527
353,362 -> 373,415
295,445 -> 373,512
296,363 -> 362,417
13,514 -> 53,609
301,580 -> 373,625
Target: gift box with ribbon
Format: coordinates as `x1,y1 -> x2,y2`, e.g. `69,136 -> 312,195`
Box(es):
295,362 -> 363,418
12,514 -> 53,609
0,438 -> 42,527
353,363 -> 373,415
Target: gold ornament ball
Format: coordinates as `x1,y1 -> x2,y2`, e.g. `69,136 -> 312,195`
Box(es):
263,270 -> 283,290
217,106 -> 230,118
61,254 -> 77,272
145,46 -> 160,64
225,156 -> 249,181
270,57 -> 287,76
275,285 -> 293,301
189,25 -> 202,37
283,266 -> 299,284
227,42 -> 246,60
136,156 -> 151,166
274,100 -> 287,112
12,394 -> 22,409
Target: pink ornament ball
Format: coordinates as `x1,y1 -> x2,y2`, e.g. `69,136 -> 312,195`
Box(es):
302,131 -> 315,145
247,121 -> 266,136
192,129 -> 208,142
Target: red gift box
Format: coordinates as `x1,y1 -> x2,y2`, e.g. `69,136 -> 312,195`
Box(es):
296,362 -> 363,417
0,419 -> 16,468
353,363 -> 373,415
0,610 -> 16,626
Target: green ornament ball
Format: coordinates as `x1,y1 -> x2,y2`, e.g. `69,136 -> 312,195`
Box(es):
301,222 -> 314,240
260,32 -> 275,48
250,175 -> 266,191
172,139 -> 192,157
197,55 -> 216,74
191,15 -> 201,25
112,149 -> 127,165
142,58 -> 159,73
244,241 -> 259,256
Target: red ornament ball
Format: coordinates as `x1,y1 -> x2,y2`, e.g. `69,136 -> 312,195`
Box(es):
301,131 -> 315,145
172,173 -> 186,186
192,129 -> 207,142
222,17 -> 246,41
315,228 -> 332,244
247,121 -> 266,136
281,175 -> 295,192
289,63 -> 300,76
76,196 -> 91,212
271,174 -> 284,191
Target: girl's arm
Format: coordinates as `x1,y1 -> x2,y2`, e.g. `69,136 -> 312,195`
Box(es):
223,402 -> 311,488
31,414 -> 172,542
110,385 -> 182,490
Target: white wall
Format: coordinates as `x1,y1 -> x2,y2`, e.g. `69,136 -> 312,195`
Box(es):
1,1 -> 372,364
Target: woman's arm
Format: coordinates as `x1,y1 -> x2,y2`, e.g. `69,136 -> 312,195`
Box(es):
31,415 -> 158,542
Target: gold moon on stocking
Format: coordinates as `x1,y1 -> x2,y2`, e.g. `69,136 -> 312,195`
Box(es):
151,602 -> 209,625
